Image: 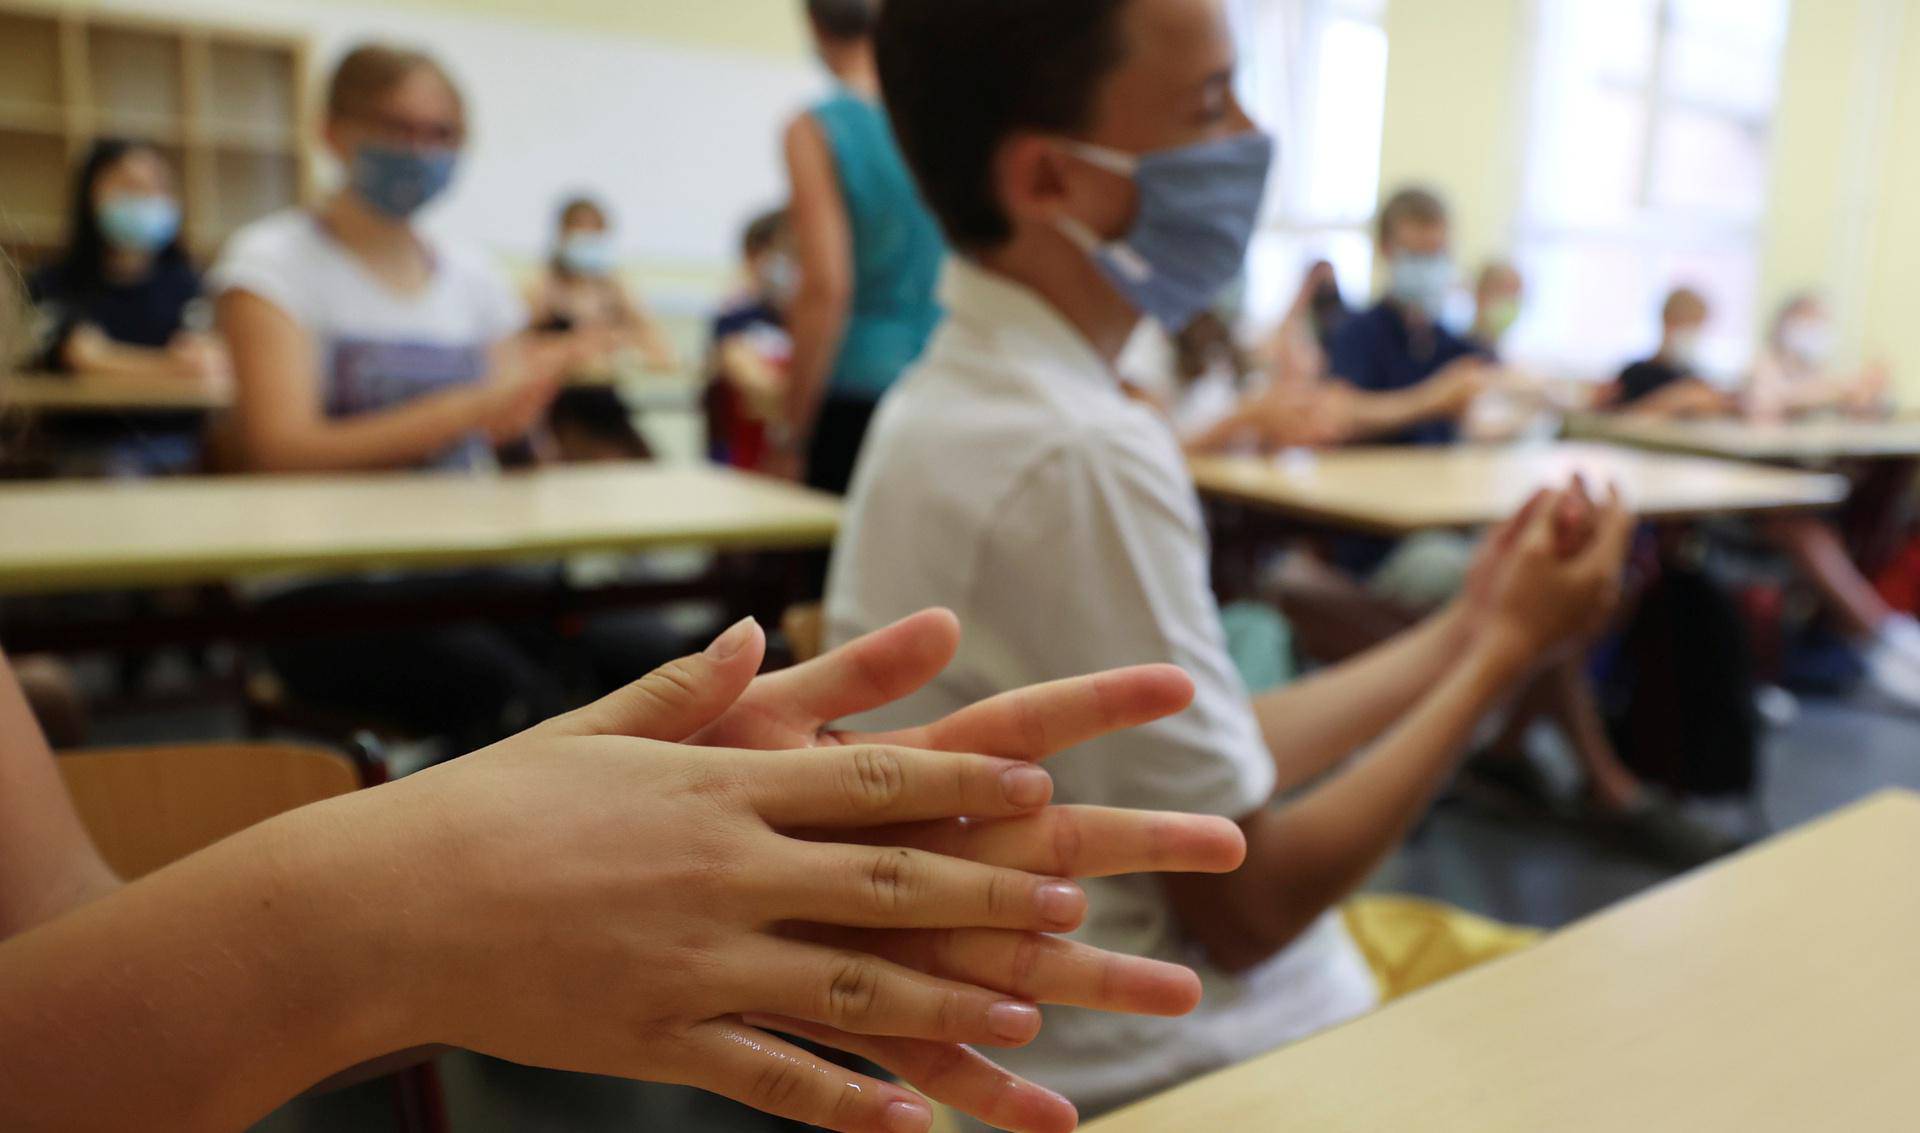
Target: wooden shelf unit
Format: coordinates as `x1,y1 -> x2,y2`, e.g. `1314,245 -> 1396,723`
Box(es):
0,2 -> 311,271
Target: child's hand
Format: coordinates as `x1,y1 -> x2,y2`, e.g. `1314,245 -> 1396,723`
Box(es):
1475,484 -> 1634,676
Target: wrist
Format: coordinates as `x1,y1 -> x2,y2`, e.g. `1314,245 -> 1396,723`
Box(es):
1463,627 -> 1539,690
255,794 -> 422,1065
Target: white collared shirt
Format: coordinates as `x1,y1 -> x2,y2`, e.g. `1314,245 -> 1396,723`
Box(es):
825,259 -> 1378,1118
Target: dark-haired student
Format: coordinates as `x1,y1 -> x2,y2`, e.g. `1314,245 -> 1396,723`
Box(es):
777,0 -> 946,493
830,0 -> 1635,1120
26,139 -> 226,474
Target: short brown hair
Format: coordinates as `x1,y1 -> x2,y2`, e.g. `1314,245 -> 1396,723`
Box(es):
1663,287 -> 1709,326
808,0 -> 878,38
326,44 -> 466,132
742,208 -> 789,257
1377,186 -> 1449,247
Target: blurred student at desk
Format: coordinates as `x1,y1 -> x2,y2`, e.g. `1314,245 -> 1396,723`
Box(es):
1606,289 -> 1920,711
213,43 -> 663,755
25,139 -> 228,475
708,208 -> 796,473
528,195 -> 677,462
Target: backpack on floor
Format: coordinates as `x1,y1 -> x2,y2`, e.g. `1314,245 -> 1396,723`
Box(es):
1604,565 -> 1761,798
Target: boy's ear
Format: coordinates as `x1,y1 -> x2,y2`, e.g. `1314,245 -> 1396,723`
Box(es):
993,132 -> 1074,234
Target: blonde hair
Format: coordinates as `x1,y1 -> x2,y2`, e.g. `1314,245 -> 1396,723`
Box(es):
325,43 -> 466,132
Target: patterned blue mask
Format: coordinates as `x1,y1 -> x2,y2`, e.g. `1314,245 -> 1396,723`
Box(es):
350,144 -> 458,220
1056,131 -> 1275,331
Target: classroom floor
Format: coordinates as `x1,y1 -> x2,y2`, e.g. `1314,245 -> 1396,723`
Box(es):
219,689 -> 1920,1133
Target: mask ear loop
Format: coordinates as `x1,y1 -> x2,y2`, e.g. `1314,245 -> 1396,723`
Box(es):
1054,142 -> 1154,284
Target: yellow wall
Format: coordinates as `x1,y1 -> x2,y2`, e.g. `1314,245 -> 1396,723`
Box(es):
326,0 -> 811,56
32,0 -> 813,55
1376,0 -> 1530,285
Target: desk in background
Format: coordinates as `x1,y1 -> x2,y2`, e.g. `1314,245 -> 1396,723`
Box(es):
1088,790 -> 1920,1133
1193,442 -> 1848,537
1568,412 -> 1920,465
0,463 -> 839,653
2,371 -> 234,415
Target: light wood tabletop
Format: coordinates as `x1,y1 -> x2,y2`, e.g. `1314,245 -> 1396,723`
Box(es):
1087,789 -> 1920,1133
1192,442 -> 1848,535
1568,412 -> 1920,463
3,371 -> 235,414
0,463 -> 840,593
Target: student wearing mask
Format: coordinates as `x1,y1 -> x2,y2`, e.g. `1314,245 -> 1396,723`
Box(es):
27,139 -> 227,474
1324,187 -> 1495,445
529,195 -> 676,461
834,0 -> 1638,1119
1607,287 -> 1729,417
0,610 -> 1252,1133
1611,292 -> 1920,709
777,0 -> 947,494
1748,293 -> 1890,423
1468,260 -> 1523,352
709,208 -> 798,471
213,44 -> 626,753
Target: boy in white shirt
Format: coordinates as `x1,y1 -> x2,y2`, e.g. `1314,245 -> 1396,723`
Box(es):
826,0 -> 1634,1121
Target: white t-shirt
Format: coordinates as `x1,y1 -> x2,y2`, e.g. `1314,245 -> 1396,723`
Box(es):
209,210 -> 527,471
825,260 -> 1379,1120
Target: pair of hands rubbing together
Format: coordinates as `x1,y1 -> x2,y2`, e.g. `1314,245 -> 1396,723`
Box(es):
0,610 -> 1242,1133
392,610 -> 1242,1133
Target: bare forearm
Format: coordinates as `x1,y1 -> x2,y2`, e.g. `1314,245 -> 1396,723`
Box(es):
0,802 -> 403,1132
1343,382 -> 1458,440
61,335 -> 186,382
784,291 -> 849,439
242,387 -> 486,473
1181,641 -> 1527,972
1251,602 -> 1471,790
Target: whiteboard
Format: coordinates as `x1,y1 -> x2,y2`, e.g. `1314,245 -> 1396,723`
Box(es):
84,0 -> 825,298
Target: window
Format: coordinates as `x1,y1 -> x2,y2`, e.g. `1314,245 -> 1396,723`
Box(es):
1228,0 -> 1391,330
1508,0 -> 1792,379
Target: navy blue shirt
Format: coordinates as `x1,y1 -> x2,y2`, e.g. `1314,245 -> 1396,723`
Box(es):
1326,301 -> 1490,447
27,258 -> 204,373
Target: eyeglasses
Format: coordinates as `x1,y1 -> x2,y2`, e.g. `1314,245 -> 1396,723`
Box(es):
342,111 -> 464,150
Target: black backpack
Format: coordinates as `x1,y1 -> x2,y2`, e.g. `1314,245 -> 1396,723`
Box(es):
1605,564 -> 1761,798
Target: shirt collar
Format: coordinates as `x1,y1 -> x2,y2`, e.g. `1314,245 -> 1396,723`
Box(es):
938,257 -> 1129,399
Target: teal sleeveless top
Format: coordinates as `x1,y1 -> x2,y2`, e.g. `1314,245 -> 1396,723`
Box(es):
811,88 -> 946,402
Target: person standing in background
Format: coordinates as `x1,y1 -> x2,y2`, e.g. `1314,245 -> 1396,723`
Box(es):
776,0 -> 946,494
26,139 -> 227,475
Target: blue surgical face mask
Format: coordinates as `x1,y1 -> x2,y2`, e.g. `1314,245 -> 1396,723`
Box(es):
1055,131 -> 1275,331
350,144 -> 458,220
1389,252 -> 1454,318
558,232 -> 618,277
97,195 -> 180,253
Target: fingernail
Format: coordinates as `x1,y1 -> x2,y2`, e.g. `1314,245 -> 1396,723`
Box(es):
988,1001 -> 1042,1043
1036,881 -> 1086,928
1001,765 -> 1052,808
884,1100 -> 932,1133
704,617 -> 758,661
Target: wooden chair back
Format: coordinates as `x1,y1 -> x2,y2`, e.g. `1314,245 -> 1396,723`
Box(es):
55,743 -> 363,879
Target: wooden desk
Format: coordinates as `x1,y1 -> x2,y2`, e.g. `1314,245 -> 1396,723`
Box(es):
1088,790 -> 1920,1133
0,463 -> 839,594
3,371 -> 234,414
1568,412 -> 1920,464
1192,442 -> 1848,536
